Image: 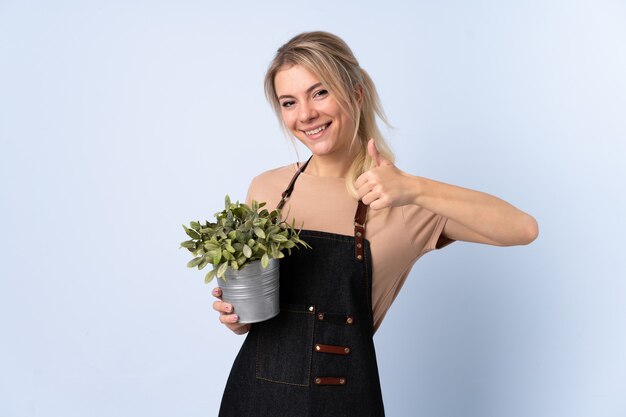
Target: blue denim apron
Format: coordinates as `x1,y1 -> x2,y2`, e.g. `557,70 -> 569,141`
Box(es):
219,161 -> 385,416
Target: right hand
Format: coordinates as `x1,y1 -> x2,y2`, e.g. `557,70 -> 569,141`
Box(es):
212,287 -> 251,335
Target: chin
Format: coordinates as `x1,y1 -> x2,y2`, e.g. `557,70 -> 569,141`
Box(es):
307,143 -> 336,156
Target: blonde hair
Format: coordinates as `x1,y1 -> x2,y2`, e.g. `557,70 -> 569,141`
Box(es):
264,31 -> 394,198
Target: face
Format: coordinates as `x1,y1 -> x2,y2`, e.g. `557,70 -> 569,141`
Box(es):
274,65 -> 356,161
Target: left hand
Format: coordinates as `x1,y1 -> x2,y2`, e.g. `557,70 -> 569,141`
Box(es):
355,139 -> 419,210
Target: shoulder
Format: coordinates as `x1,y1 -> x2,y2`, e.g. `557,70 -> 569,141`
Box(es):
251,164 -> 298,185
246,163 -> 299,206
248,164 -> 298,194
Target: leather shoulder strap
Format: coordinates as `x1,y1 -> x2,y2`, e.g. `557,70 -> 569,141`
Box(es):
277,157 -> 312,210
354,201 -> 368,262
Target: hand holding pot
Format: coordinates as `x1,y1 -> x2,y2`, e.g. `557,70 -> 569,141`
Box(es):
212,287 -> 251,335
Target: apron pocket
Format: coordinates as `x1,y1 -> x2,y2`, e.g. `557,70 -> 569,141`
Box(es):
255,303 -> 315,386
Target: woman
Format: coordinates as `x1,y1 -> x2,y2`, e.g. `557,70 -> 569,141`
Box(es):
213,31 -> 538,416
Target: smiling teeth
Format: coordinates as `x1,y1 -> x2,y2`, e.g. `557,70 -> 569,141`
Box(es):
305,124 -> 328,135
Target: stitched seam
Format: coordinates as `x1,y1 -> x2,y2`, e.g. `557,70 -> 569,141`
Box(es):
364,246 -> 374,332
307,307 -> 315,386
300,230 -> 362,240
255,376 -> 310,387
255,310 -> 314,387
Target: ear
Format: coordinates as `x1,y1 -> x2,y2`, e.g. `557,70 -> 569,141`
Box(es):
354,84 -> 364,108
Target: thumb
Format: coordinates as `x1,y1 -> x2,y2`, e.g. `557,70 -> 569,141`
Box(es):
368,138 -> 390,167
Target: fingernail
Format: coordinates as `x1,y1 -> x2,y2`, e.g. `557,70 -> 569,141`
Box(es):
224,304 -> 232,313
212,288 -> 220,296
231,315 -> 239,323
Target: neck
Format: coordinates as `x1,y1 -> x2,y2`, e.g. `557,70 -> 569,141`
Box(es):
306,154 -> 354,178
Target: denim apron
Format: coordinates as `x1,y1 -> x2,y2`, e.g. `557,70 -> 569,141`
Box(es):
219,160 -> 385,417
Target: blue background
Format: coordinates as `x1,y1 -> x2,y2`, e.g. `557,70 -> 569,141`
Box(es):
1,1 -> 625,416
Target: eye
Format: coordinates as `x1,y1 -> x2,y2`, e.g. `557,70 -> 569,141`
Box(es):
280,100 -> 295,108
314,89 -> 329,98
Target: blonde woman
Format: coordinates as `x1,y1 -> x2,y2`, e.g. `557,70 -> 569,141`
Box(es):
213,31 -> 538,416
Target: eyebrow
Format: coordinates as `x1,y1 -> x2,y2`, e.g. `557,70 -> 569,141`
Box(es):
277,82 -> 323,100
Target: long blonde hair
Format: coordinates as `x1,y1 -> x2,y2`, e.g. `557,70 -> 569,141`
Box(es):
264,31 -> 394,198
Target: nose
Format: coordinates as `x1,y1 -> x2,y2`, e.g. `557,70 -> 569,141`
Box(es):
298,101 -> 318,123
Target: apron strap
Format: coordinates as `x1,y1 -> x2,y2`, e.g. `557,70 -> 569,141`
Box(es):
278,156 -> 369,262
354,201 -> 368,262
277,156 -> 312,210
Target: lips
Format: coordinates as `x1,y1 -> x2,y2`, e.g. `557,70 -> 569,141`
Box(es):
302,122 -> 331,137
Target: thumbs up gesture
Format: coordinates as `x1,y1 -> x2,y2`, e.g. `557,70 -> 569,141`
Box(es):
355,139 -> 419,210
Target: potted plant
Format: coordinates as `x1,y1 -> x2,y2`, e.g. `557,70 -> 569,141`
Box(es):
181,195 -> 310,323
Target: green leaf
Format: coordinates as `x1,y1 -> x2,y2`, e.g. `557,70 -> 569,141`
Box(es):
183,224 -> 201,239
180,240 -> 195,249
204,269 -> 217,284
204,242 -> 219,251
217,262 -> 228,278
267,226 -> 280,235
230,260 -> 239,270
187,256 -> 203,268
261,252 -> 269,268
187,229 -> 200,239
270,243 -> 280,258
190,221 -> 201,231
271,234 -> 288,243
212,250 -> 222,265
253,227 -> 266,239
243,244 -> 252,258
198,256 -> 210,270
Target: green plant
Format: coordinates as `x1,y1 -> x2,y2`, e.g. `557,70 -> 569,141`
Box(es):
181,195 -> 310,283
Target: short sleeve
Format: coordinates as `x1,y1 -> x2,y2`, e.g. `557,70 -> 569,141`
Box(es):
402,205 -> 455,255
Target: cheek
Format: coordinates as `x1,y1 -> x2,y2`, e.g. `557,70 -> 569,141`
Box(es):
280,111 -> 296,129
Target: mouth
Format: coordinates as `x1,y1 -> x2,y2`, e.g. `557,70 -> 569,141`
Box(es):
302,122 -> 331,137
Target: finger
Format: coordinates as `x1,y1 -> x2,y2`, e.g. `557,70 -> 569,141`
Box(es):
355,171 -> 368,189
212,287 -> 222,299
361,190 -> 379,206
368,138 -> 382,167
368,138 -> 392,167
369,195 -> 390,210
219,313 -> 240,324
356,181 -> 373,201
229,323 -> 251,335
212,300 -> 233,314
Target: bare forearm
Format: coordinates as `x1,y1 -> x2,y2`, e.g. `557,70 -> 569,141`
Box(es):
411,176 -> 538,246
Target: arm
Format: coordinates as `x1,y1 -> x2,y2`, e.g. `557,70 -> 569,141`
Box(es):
356,140 -> 538,246
410,176 -> 537,246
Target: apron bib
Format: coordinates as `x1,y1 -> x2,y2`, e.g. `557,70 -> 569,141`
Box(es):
219,161 -> 385,417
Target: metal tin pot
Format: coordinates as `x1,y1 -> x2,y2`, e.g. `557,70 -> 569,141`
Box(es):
218,258 -> 280,324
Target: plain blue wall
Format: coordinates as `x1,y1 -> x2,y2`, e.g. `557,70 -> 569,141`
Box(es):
1,1 -> 625,416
